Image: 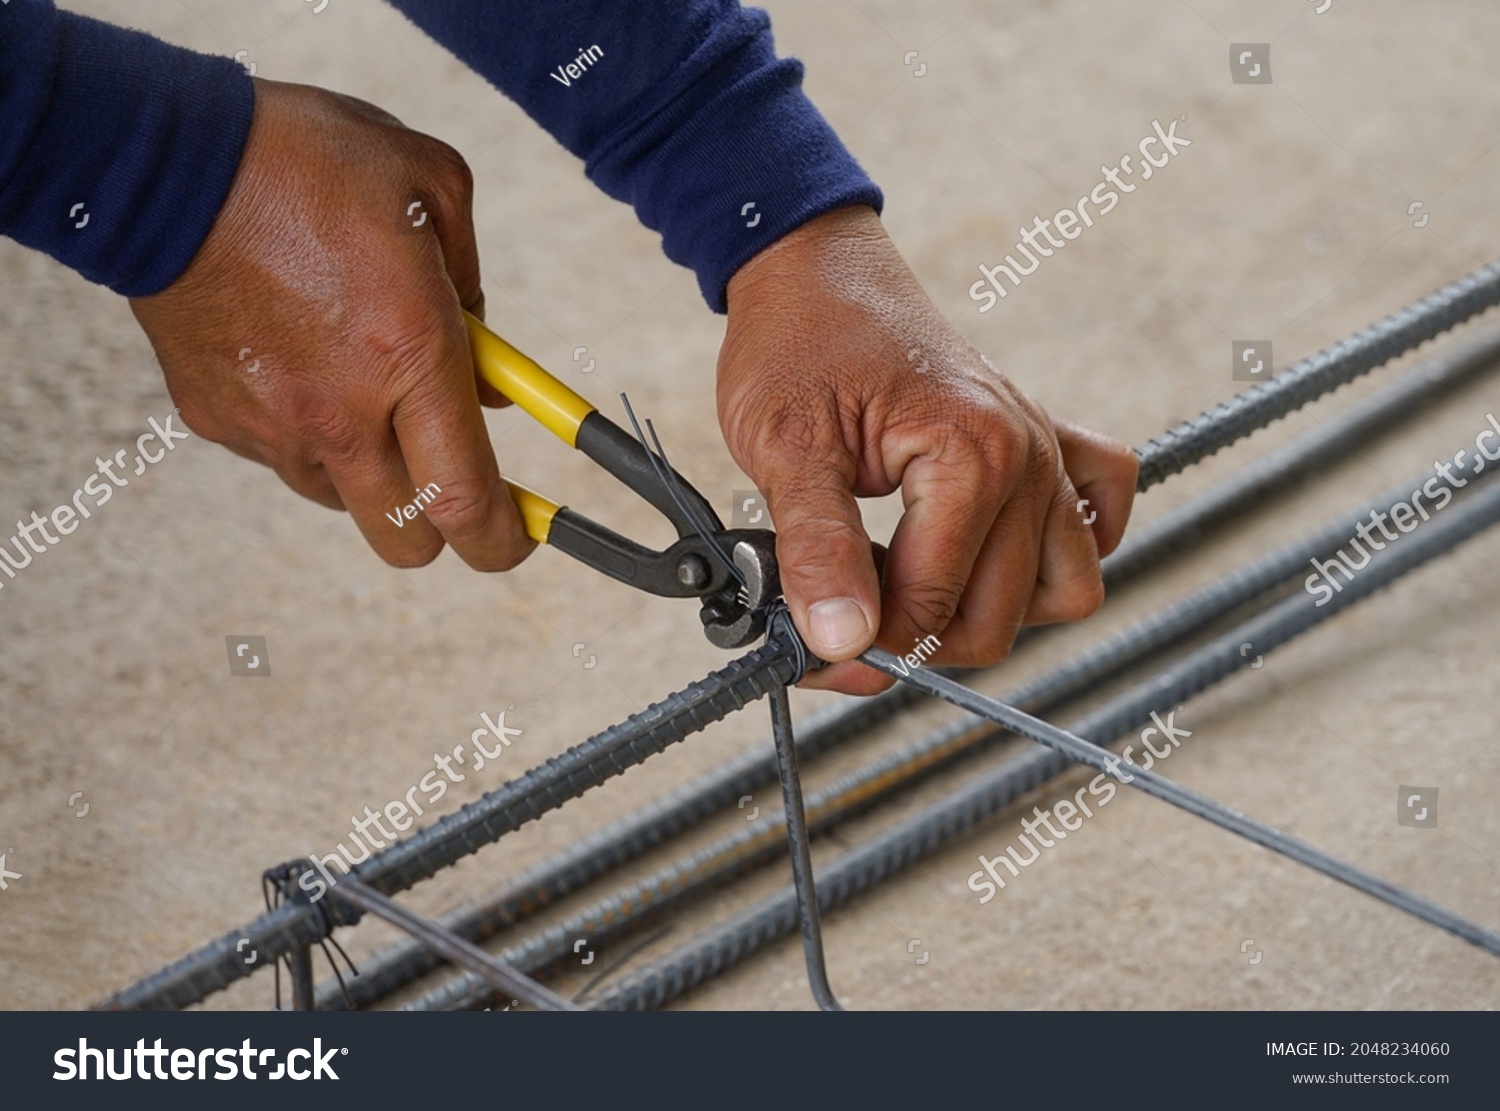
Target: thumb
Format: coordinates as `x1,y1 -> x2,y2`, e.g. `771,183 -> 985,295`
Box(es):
759,461 -> 880,661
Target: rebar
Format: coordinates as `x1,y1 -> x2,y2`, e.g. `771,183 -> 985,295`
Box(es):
1135,261 -> 1500,487
1109,322 -> 1500,581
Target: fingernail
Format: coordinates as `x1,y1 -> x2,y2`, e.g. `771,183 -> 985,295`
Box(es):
808,598 -> 872,656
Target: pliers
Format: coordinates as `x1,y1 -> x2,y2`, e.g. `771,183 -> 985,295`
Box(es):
464,312 -> 781,649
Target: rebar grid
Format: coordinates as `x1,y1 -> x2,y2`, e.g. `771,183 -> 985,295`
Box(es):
100,265 -> 1500,1012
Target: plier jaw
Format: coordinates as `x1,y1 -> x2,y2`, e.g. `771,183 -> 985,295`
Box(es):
698,528 -> 780,649
550,509 -> 781,649
541,512 -> 738,599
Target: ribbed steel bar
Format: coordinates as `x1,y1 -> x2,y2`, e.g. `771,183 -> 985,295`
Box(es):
1135,260 -> 1500,487
403,460 -> 1492,1011
591,476 -> 1500,1009
328,877 -> 580,1012
100,635 -> 803,1010
316,329 -> 1500,1010
1109,322 -> 1500,582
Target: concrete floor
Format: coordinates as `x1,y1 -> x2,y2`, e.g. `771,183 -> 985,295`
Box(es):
2,0 -> 1498,1011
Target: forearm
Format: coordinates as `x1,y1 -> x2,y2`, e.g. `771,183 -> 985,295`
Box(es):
0,0 -> 253,295
385,0 -> 882,310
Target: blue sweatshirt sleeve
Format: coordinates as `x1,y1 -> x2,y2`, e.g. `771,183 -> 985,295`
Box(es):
1,1 -> 877,311
385,0 -> 883,311
0,0 -> 254,297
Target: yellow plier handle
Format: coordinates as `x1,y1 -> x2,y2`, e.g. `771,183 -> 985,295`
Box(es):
464,312 -> 596,544
464,313 -> 595,448
463,311 -> 754,606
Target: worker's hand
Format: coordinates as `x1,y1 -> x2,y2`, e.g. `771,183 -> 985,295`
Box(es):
718,205 -> 1138,694
129,79 -> 530,570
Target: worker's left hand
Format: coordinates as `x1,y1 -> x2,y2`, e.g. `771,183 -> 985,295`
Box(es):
717,205 -> 1138,695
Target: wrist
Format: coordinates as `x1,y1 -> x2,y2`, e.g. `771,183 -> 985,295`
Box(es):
725,204 -> 887,312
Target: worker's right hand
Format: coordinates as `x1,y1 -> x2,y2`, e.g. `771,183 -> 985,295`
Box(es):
128,78 -> 531,571
718,205 -> 1138,696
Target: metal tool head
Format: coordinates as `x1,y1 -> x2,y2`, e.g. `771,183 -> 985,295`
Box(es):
699,530 -> 780,649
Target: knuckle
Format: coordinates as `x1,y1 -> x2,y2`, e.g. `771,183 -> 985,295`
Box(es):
430,140 -> 474,198
775,514 -> 868,580
408,137 -> 475,210
726,386 -> 849,475
298,396 -> 366,461
381,535 -> 444,569
894,574 -> 965,637
1026,427 -> 1061,486
369,309 -> 448,374
962,412 -> 1029,479
763,411 -> 844,472
1055,573 -> 1106,621
1031,551 -> 1106,623
969,601 -> 1024,659
420,479 -> 496,540
773,408 -> 834,456
952,626 -> 1019,669
1052,474 -> 1087,526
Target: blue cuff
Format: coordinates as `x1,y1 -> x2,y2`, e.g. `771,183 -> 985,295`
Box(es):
582,10 -> 882,311
0,5 -> 255,296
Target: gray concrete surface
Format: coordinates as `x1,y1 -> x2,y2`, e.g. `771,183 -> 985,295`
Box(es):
1,0 -> 1498,1010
